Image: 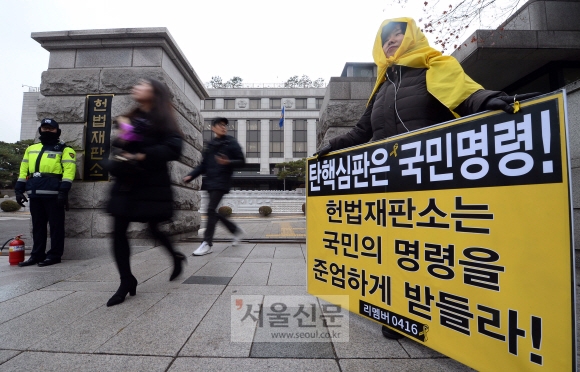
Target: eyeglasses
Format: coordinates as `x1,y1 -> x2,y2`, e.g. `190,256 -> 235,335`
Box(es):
215,123 -> 228,128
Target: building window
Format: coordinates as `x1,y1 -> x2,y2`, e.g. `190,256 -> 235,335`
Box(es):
293,119 -> 307,157
203,119 -> 237,142
269,120 -> 284,157
353,65 -> 375,77
270,98 -> 281,109
250,99 -> 261,109
295,98 -> 307,109
316,98 -> 323,109
228,120 -> 238,139
204,99 -> 215,109
246,120 -> 261,158
203,119 -> 214,143
224,99 -> 235,109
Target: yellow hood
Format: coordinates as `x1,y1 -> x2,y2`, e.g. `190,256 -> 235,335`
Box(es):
369,17 -> 483,111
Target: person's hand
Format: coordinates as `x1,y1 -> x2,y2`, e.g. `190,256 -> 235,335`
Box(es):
57,191 -> 68,211
215,154 -> 230,165
484,92 -> 542,114
183,175 -> 193,183
15,191 -> 28,207
313,144 -> 332,158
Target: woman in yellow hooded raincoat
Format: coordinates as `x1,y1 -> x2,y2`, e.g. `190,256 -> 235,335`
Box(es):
316,18 -> 538,156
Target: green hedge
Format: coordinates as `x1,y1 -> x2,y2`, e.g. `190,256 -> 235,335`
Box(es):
1,200 -> 21,212
259,206 -> 272,216
218,206 -> 232,216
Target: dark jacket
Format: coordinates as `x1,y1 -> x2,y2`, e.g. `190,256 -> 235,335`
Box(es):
106,111 -> 182,222
187,135 -> 245,193
329,66 -> 503,150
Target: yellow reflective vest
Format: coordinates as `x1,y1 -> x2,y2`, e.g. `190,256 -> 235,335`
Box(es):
15,142 -> 76,197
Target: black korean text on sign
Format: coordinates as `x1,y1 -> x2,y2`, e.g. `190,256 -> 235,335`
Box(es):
313,258 -> 391,305
307,93 -> 574,371
84,95 -> 113,181
359,300 -> 428,341
308,100 -> 562,196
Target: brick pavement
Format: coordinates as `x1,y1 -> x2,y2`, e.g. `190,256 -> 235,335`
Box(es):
0,214 -> 577,371
188,215 -> 306,244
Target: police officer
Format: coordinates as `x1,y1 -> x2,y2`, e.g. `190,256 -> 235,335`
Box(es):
15,118 -> 76,267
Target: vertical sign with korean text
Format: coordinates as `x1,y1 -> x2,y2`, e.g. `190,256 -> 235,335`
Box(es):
84,95 -> 113,181
306,92 -> 576,371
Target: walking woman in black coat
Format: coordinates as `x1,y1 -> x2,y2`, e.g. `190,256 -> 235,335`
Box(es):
106,78 -> 186,307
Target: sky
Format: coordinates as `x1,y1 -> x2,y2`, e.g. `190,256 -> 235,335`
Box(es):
0,0 -> 502,143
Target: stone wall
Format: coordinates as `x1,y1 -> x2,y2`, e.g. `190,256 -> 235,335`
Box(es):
502,0 -> 580,31
317,77 -> 374,148
200,190 -> 306,214
565,80 -> 580,250
32,28 -> 208,259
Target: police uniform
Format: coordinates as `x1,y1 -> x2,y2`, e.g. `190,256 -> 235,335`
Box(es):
15,118 -> 76,267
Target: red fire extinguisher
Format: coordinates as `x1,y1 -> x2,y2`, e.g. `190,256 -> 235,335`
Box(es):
1,235 -> 25,266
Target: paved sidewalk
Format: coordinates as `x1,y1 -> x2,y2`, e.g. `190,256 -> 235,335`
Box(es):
190,215 -> 306,243
0,216 -> 576,371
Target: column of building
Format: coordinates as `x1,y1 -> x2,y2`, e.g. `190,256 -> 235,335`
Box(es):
307,119 -> 317,156
260,119 -> 270,174
284,119 -> 293,161
237,119 -> 247,153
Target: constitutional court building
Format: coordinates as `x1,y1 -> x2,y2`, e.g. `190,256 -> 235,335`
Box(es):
200,87 -> 325,190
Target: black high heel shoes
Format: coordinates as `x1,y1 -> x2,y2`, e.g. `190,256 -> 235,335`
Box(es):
107,276 -> 138,307
170,252 -> 187,281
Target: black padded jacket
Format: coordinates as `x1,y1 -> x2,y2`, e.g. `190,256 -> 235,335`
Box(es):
329,66 -> 504,150
187,135 -> 245,193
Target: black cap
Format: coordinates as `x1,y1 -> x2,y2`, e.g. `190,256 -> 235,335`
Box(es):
212,117 -> 229,126
40,118 -> 59,129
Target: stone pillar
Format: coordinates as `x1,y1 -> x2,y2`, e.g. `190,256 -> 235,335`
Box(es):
284,119 -> 293,160
307,119 -> 317,156
260,119 -> 270,174
317,77 -> 375,148
237,119 -> 247,154
32,28 -> 209,259
565,80 -> 580,250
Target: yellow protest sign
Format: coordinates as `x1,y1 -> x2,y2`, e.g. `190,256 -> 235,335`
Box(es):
307,91 -> 575,371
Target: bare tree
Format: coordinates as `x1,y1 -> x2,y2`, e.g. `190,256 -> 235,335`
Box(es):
313,78 -> 326,88
395,0 -> 524,52
225,76 -> 243,88
284,75 -> 300,88
208,76 -> 244,88
209,76 -> 224,88
285,75 -> 326,88
298,75 -> 312,88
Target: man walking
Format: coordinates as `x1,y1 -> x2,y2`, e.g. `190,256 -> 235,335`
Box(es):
183,117 -> 245,256
15,118 -> 76,267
